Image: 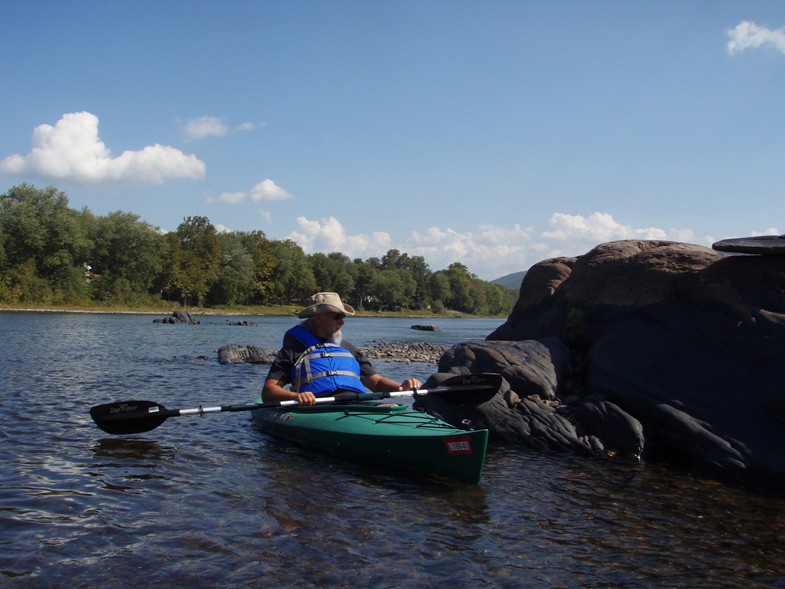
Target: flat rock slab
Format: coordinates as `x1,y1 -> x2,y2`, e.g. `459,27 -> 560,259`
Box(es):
712,235 -> 785,255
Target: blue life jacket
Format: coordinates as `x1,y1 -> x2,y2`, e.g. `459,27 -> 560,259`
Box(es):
287,325 -> 367,396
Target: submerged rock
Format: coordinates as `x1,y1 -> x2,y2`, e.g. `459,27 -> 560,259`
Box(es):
153,309 -> 200,324
218,344 -> 273,365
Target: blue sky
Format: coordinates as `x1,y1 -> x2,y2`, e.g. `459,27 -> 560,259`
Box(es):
2,1 -> 784,280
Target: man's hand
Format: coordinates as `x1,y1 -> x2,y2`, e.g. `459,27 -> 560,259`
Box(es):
398,378 -> 422,391
296,391 -> 318,406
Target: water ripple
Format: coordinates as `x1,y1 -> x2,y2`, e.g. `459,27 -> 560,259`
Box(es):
1,312 -> 783,588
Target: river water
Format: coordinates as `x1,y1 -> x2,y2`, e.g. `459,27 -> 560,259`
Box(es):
1,311 -> 783,588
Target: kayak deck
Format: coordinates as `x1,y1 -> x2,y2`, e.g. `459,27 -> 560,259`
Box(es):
252,401 -> 488,483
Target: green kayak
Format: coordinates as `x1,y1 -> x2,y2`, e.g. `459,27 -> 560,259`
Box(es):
252,400 -> 489,483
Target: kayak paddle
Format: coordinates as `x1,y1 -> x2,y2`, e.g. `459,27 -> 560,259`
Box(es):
90,372 -> 502,435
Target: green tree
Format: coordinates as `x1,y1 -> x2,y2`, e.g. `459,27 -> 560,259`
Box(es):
270,239 -> 316,305
210,231 -> 255,305
365,256 -> 382,270
429,272 -> 450,303
1,259 -> 50,303
0,224 -> 5,270
377,249 -> 432,309
207,230 -> 275,305
246,230 -> 277,304
0,184 -> 91,303
350,258 -> 378,310
164,216 -> 221,307
308,252 -> 355,296
372,268 -> 416,311
401,254 -> 431,309
0,184 -> 52,265
380,249 -> 403,270
90,211 -> 164,304
440,263 -> 474,313
467,280 -> 488,315
483,282 -> 516,316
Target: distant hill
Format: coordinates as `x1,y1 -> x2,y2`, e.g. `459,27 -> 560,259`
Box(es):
491,271 -> 526,291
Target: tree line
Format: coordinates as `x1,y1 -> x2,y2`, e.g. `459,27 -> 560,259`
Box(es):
0,184 -> 517,315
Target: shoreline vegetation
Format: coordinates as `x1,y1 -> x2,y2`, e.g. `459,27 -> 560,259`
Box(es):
1,184 -> 517,317
0,303 -> 504,319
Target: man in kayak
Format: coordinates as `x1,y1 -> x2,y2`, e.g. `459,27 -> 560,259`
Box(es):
262,292 -> 422,406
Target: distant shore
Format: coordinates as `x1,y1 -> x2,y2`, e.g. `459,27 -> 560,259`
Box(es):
0,307 -> 251,316
0,305 -> 492,319
0,307 -> 170,315
0,304 -> 293,316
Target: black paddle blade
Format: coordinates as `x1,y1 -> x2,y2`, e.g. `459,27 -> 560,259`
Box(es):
434,373 -> 503,405
90,400 -> 170,435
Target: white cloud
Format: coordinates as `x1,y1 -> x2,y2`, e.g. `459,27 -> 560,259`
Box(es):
215,179 -> 295,203
542,212 -> 671,241
181,116 -> 259,139
287,216 -> 392,257
727,21 -> 785,55
182,115 -> 229,139
249,179 -> 293,201
752,227 -> 780,236
540,212 -> 698,261
404,223 -> 537,277
214,191 -> 246,204
285,219 -> 538,278
283,212 -> 700,280
0,111 -> 205,184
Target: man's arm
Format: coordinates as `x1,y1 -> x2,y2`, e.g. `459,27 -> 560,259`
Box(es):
362,374 -> 421,393
262,377 -> 317,406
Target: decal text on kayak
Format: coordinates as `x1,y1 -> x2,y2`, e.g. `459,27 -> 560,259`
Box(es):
443,436 -> 473,455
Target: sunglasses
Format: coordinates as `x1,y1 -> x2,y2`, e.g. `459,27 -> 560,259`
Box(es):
325,312 -> 346,320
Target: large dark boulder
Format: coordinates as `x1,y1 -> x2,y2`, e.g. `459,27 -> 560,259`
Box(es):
434,240 -> 785,484
427,339 -> 645,460
418,372 -> 596,454
438,338 -> 571,401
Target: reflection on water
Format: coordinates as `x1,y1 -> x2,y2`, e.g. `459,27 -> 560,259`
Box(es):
0,312 -> 783,588
89,439 -> 177,492
92,438 -> 175,462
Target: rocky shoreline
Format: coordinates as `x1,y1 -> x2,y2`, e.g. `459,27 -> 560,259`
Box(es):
216,341 -> 447,365
361,341 -> 446,365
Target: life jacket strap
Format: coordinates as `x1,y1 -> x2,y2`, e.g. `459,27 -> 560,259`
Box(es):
308,369 -> 362,380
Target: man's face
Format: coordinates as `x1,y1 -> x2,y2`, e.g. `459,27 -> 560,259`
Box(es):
310,312 -> 346,339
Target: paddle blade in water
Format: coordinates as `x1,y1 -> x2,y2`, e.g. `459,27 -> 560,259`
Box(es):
90,400 -> 170,435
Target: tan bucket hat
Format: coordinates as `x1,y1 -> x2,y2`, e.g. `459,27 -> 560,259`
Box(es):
298,292 -> 356,318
